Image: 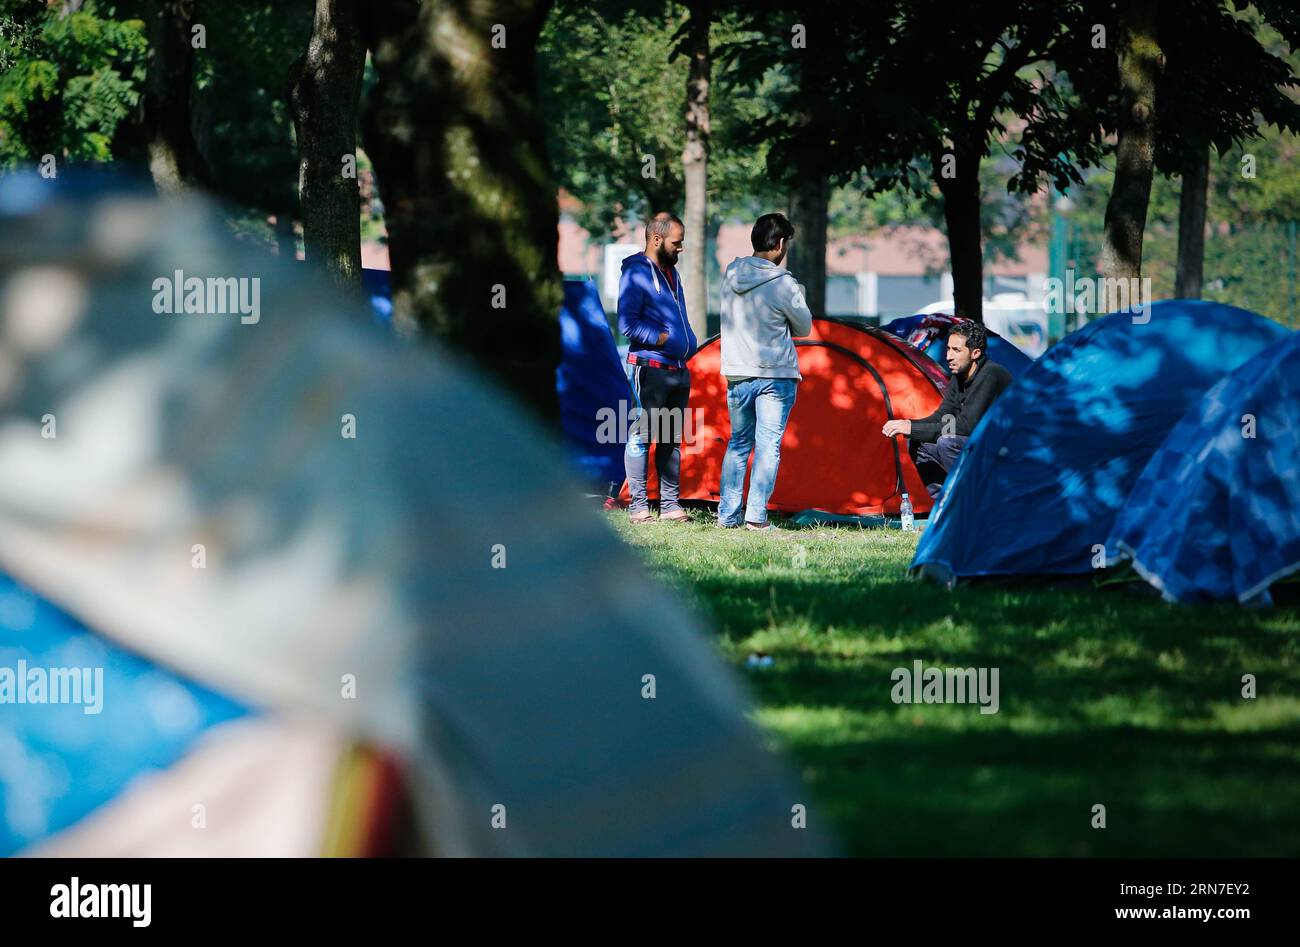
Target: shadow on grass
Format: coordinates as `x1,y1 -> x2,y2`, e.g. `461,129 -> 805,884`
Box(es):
619,519 -> 1300,855
796,724 -> 1300,856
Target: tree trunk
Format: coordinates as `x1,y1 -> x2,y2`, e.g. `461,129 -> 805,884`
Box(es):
935,144 -> 985,322
290,0 -> 365,290
1175,142 -> 1209,299
783,3 -> 830,319
681,1 -> 712,340
143,0 -> 204,194
361,0 -> 561,423
787,175 -> 828,316
1099,1 -> 1162,289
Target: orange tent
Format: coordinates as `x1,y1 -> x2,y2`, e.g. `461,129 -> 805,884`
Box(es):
624,318 -> 947,517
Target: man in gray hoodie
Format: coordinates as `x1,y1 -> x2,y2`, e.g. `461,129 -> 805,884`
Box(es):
717,213 -> 814,529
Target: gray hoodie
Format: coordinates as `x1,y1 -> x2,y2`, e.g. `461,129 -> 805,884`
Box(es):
719,256 -> 814,380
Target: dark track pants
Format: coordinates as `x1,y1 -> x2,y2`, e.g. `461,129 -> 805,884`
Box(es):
624,362 -> 691,514
909,434 -> 969,498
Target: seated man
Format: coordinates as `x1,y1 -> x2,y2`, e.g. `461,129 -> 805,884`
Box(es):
881,319 -> 1012,498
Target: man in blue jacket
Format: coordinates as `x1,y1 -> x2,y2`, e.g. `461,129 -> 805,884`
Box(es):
618,212 -> 699,523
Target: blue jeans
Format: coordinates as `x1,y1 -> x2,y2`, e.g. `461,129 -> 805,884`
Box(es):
718,378 -> 798,526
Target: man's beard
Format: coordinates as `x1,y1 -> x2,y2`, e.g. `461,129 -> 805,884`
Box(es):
656,247 -> 678,269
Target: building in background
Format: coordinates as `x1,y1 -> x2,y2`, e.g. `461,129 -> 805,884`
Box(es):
556,215 -> 1047,339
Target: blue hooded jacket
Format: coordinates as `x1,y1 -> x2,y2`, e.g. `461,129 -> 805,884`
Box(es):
617,252 -> 697,367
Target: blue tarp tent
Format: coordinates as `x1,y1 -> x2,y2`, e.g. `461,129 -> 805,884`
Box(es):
557,279 -> 630,487
361,267 -> 393,325
0,573 -> 248,855
1106,330 -> 1300,605
882,314 -> 1035,379
912,301 -> 1291,583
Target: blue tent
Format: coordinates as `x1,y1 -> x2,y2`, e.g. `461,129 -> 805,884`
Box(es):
556,279 -> 631,487
881,314 -> 1035,379
361,267 -> 393,325
912,301 -> 1291,583
0,573 -> 248,856
1106,330 -> 1300,605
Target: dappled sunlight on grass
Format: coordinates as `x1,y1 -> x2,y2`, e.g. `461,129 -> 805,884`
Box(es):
610,509 -> 1300,856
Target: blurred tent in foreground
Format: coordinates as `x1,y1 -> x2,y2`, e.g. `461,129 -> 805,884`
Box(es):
0,171 -> 823,857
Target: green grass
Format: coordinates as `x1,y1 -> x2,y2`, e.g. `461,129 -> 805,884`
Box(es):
610,509 -> 1300,856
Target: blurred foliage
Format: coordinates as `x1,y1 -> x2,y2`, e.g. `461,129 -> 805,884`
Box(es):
1063,18 -> 1300,326
1,0 -> 1297,319
0,0 -> 146,168
722,3 -> 1104,225
356,146 -> 386,245
1066,131 -> 1300,327
189,0 -> 313,214
702,1 -> 1090,312
718,0 -> 1299,289
0,0 -> 314,232
1147,0 -> 1300,175
538,0 -> 781,238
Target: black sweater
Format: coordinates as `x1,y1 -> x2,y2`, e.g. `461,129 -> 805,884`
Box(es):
910,360 -> 1013,442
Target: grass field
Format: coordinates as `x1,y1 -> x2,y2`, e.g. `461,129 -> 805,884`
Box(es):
610,509 -> 1300,856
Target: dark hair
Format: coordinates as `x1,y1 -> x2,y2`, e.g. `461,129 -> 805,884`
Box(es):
949,319 -> 988,359
646,212 -> 683,240
751,213 -> 794,252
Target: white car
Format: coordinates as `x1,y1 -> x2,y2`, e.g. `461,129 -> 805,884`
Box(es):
917,294 -> 1049,357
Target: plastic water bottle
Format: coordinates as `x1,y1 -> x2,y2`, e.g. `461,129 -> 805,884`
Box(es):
900,493 -> 915,532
